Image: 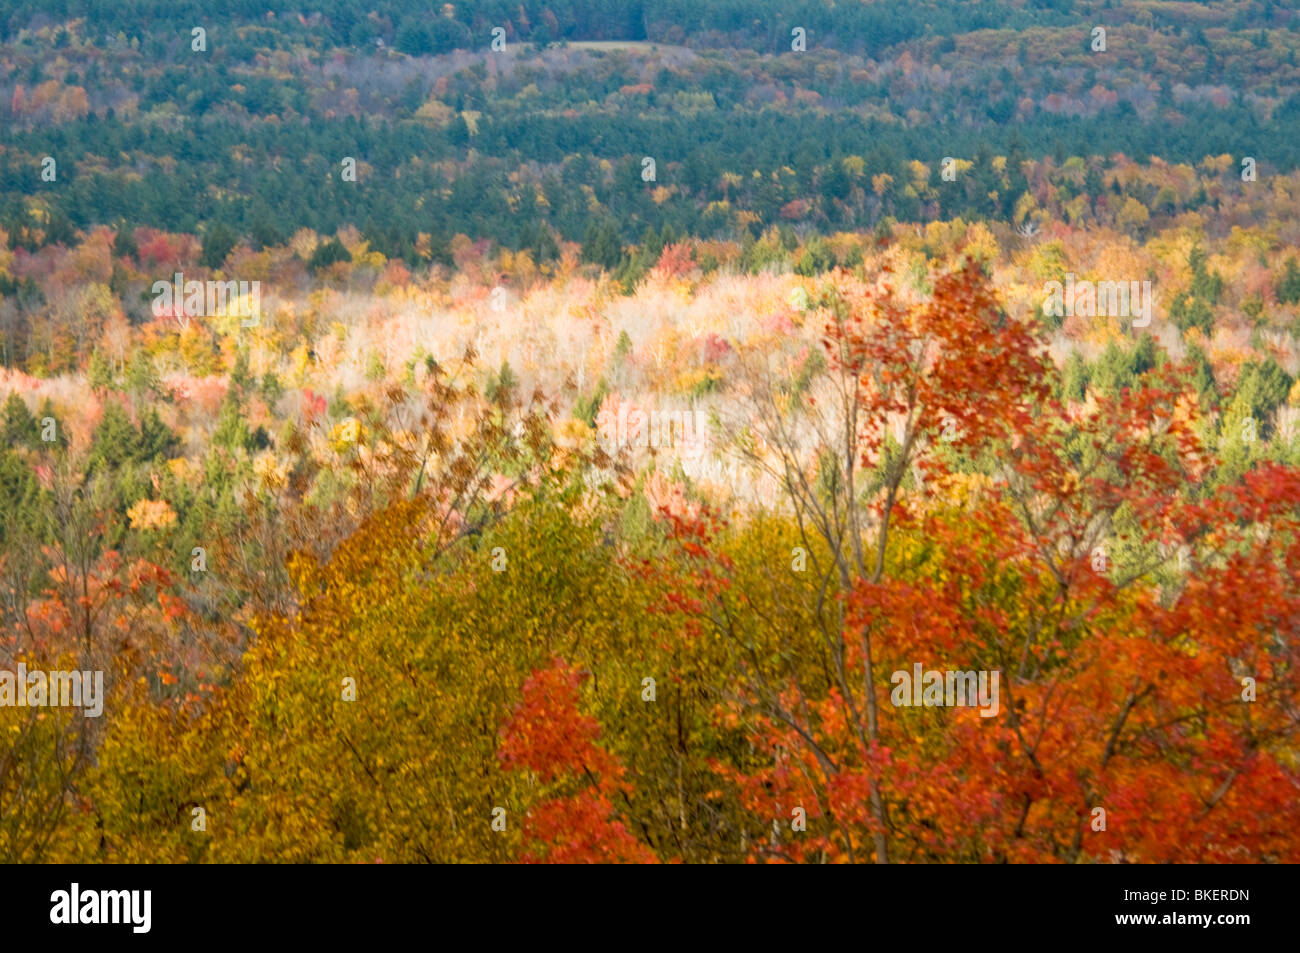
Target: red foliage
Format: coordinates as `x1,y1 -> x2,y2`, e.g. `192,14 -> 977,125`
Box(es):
697,331 -> 730,363
135,228 -> 186,268
301,389 -> 327,423
779,198 -> 812,220
652,261 -> 1300,863
498,659 -> 658,863
654,241 -> 695,279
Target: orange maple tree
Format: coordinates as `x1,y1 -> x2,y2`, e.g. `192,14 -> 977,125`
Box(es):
654,261 -> 1300,863
498,659 -> 659,863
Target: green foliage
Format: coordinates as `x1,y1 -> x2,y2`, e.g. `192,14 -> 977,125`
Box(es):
486,361 -> 519,406
35,399 -> 67,451
200,222 -> 239,270
88,404 -> 179,475
794,236 -> 837,276
0,449 -> 39,544
1278,257 -> 1300,305
1170,245 -> 1224,335
582,220 -> 624,271
88,352 -> 115,392
1187,246 -> 1224,304
126,351 -> 160,398
212,393 -> 256,454
1170,292 -> 1213,335
113,226 -> 139,262
1184,343 -> 1219,407
1060,351 -> 1089,402
307,238 -> 352,273
740,228 -> 791,273
574,377 -> 610,428
230,348 -> 254,392
1230,357 -> 1293,439
1242,294 -> 1265,323
1,393 -> 38,448
1087,335 -> 1162,396
613,331 -> 634,365
260,371 -> 285,405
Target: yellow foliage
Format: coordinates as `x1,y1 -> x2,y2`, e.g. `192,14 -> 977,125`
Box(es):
127,498 -> 178,531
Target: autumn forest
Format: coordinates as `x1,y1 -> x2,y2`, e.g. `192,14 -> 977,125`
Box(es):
1,0 -> 1299,869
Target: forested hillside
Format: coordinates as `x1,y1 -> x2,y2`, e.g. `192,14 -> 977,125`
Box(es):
1,1 -> 1299,865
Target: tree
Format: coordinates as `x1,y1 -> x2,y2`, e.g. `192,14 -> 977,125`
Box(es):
498,659 -> 657,863
700,260 -> 1050,863
308,238 -> 352,273
112,225 -> 138,263
1225,357 -> 1293,443
654,261 -> 1300,863
126,351 -> 159,398
581,220 -> 623,271
0,457 -> 182,862
88,351 -> 115,392
1278,258 -> 1300,306
60,363 -> 648,862
1,393 -> 38,448
200,222 -> 238,270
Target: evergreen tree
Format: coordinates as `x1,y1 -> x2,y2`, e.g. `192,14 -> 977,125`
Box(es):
1,393 -> 38,448
581,221 -> 623,271
200,222 -> 239,270
308,238 -> 352,273
1277,258 -> 1300,305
